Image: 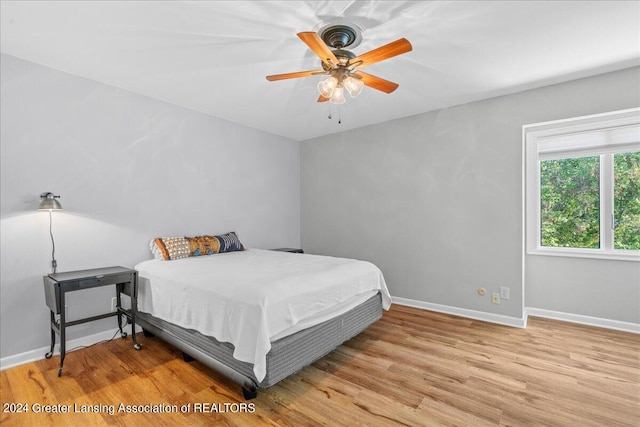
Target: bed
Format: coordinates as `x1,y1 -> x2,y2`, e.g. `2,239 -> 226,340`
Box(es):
134,246 -> 391,399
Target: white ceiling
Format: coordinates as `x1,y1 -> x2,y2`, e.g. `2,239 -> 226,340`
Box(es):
1,1 -> 639,141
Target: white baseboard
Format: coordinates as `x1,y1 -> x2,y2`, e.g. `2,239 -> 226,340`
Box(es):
391,296 -> 639,334
525,307 -> 640,334
392,296 -> 527,328
0,325 -> 142,371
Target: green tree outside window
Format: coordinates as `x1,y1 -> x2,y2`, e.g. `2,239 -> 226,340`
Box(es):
540,156 -> 600,248
614,152 -> 640,250
540,152 -> 639,250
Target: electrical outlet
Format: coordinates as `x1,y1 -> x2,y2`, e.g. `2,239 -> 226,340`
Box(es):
500,286 -> 510,300
111,297 -> 117,312
491,292 -> 501,304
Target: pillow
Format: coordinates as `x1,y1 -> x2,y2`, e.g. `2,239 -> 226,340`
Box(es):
187,235 -> 220,256
187,232 -> 245,256
150,232 -> 245,260
151,237 -> 190,261
216,231 -> 245,253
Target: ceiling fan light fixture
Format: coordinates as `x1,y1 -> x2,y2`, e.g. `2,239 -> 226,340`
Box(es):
317,76 -> 338,98
329,86 -> 346,104
266,29 -> 412,108
343,76 -> 364,98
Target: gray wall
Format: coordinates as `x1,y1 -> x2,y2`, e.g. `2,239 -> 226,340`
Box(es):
2,52 -> 637,364
0,54 -> 301,359
527,256 -> 639,323
301,67 -> 640,323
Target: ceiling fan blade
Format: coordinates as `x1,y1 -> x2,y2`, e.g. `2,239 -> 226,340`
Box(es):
266,70 -> 324,81
297,31 -> 339,67
355,71 -> 399,93
351,38 -> 412,69
317,95 -> 329,102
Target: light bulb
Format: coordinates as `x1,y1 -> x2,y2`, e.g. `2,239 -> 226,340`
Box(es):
317,76 -> 338,98
343,76 -> 364,98
329,86 -> 346,104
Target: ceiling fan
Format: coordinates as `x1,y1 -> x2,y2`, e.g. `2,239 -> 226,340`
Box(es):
266,24 -> 412,105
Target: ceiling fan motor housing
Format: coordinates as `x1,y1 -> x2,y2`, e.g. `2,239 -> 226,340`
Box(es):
320,24 -> 360,49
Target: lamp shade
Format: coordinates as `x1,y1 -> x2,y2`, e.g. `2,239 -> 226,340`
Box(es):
329,86 -> 346,104
317,76 -> 338,98
343,76 -> 364,98
38,192 -> 63,211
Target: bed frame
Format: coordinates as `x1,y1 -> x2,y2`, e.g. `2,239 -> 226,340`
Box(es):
134,292 -> 383,399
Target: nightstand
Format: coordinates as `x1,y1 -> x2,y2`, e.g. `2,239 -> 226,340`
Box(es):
269,248 -> 304,253
43,266 -> 141,377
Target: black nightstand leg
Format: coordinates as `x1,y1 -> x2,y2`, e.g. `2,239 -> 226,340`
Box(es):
45,311 -> 56,359
130,285 -> 142,350
58,290 -> 66,377
116,289 -> 127,339
131,318 -> 141,350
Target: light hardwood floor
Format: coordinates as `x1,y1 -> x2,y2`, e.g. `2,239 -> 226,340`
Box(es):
1,305 -> 638,426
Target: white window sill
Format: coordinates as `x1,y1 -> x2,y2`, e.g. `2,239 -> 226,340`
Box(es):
527,247 -> 640,262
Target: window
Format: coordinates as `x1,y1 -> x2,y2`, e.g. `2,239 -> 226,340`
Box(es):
614,152 -> 640,250
539,155 -> 600,249
524,108 -> 640,261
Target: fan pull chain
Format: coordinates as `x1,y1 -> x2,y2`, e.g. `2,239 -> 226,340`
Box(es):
326,105 -> 341,124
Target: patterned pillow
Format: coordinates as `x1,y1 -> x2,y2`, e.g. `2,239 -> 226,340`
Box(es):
151,232 -> 245,260
187,235 -> 220,256
216,231 -> 245,253
186,232 -> 245,256
151,237 -> 190,261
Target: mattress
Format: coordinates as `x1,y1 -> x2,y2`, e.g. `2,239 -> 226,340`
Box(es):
135,249 -> 391,381
136,292 -> 383,388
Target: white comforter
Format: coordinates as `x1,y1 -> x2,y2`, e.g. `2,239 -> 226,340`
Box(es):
135,249 -> 391,381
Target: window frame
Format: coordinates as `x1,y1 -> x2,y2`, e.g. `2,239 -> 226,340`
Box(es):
524,108 -> 640,262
